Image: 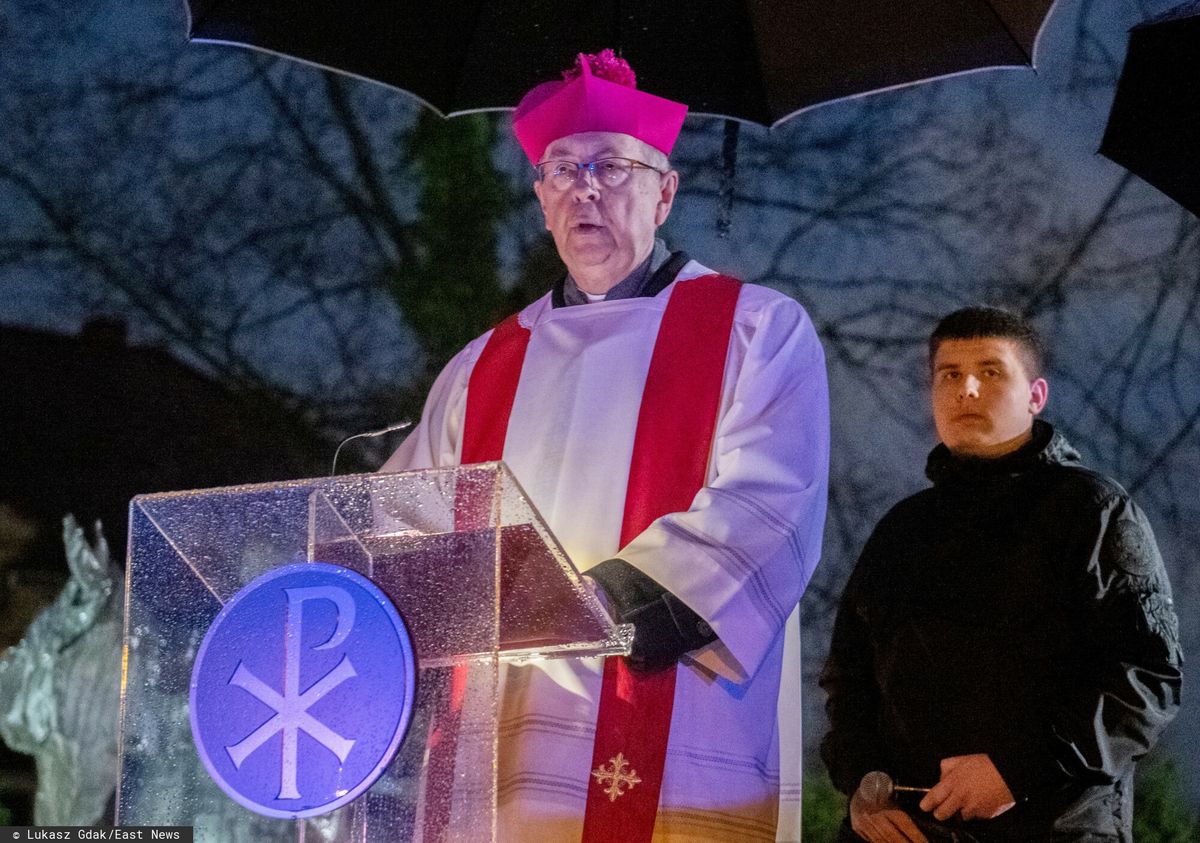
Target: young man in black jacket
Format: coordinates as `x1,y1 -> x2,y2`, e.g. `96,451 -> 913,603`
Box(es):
820,307 -> 1182,842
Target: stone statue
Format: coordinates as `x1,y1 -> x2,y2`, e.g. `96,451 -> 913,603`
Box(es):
0,515 -> 122,826
0,515 -> 347,841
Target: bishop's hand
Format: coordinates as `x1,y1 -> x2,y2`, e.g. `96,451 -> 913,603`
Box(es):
585,559 -> 717,671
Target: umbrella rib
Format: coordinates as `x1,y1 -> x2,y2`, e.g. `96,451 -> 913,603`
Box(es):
981,0 -> 1064,68
981,1 -> 1031,62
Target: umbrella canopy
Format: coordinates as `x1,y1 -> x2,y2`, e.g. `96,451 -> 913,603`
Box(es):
184,0 -> 1057,127
1100,0 -> 1200,218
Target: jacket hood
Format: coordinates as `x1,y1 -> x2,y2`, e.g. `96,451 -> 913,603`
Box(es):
925,420 -> 1082,486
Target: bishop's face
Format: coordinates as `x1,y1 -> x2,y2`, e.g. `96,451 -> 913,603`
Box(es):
533,131 -> 678,296
931,337 -> 1048,458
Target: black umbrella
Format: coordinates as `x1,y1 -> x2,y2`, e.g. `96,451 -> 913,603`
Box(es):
1100,0 -> 1200,218
184,0 -> 1057,127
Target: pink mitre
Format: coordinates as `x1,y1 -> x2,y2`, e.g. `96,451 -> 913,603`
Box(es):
512,50 -> 689,165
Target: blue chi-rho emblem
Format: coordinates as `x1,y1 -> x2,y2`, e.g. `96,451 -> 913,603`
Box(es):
190,562 -> 417,818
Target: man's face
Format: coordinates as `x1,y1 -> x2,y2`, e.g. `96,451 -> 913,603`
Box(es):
931,337 -> 1048,458
533,131 -> 678,295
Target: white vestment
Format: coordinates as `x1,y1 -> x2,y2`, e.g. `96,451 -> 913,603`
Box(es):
382,261 -> 829,842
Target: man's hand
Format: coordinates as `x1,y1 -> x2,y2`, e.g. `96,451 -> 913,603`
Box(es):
850,781 -> 928,843
919,754 -> 1015,822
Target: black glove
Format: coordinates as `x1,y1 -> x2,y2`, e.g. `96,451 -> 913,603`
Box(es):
587,558 -> 718,672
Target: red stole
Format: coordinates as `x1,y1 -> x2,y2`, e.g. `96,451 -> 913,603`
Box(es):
462,274 -> 741,842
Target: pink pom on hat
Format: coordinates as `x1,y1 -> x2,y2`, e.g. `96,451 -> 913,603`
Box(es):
512,50 -> 688,164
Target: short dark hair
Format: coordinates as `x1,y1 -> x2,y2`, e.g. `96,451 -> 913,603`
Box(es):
929,306 -> 1045,378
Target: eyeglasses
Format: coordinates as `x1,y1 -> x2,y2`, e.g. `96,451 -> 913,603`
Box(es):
534,157 -> 666,191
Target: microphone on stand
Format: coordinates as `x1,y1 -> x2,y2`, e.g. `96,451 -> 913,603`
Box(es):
331,421 -> 412,476
858,771 -> 932,811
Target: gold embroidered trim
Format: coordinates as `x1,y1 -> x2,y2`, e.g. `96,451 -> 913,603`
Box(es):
591,752 -> 642,802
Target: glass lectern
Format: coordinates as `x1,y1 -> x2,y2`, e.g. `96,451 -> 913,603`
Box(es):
118,463 -> 631,842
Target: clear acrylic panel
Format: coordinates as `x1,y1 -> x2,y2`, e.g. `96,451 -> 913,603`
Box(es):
117,462 -> 630,843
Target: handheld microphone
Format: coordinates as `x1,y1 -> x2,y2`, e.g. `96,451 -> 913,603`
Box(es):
331,421 -> 412,476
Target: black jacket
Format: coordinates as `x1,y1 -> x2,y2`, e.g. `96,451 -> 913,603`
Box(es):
820,421 -> 1182,842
